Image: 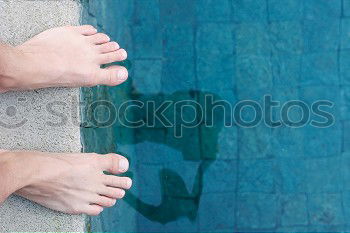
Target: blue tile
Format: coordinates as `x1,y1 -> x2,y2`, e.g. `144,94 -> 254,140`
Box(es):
232,0 -> 268,22
269,21 -> 303,54
163,25 -> 194,56
345,0 -> 350,17
239,126 -> 272,159
271,127 -> 304,158
308,194 -> 344,226
161,57 -> 196,94
236,55 -> 273,93
134,0 -> 159,24
341,87 -> 350,121
132,60 -> 162,94
304,0 -> 341,20
340,51 -> 350,85
341,19 -> 350,49
342,153 -> 350,189
203,160 -> 237,193
343,122 -> 350,152
301,125 -> 341,158
199,193 -> 235,231
217,126 -> 238,160
306,157 -> 342,193
342,191 -> 350,223
303,19 -> 340,53
271,54 -> 301,87
137,164 -> 162,198
196,0 -> 232,22
132,24 -> 162,59
238,159 -> 275,193
197,54 -> 235,92
280,194 -> 308,227
196,23 -> 235,56
236,23 -> 270,56
278,158 -> 307,193
268,0 -> 303,21
236,193 -> 277,229
300,52 -> 339,85
159,0 -> 195,25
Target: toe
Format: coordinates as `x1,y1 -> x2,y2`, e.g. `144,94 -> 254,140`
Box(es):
97,42 -> 120,54
88,33 -> 111,44
95,66 -> 128,86
98,49 -> 128,64
85,205 -> 104,216
103,176 -> 133,190
94,196 -> 117,208
97,154 -> 130,174
100,187 -> 126,199
73,25 -> 97,36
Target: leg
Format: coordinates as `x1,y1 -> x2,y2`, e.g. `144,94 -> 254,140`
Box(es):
0,150 -> 132,216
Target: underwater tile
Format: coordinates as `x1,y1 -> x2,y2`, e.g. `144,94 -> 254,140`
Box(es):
345,0 -> 350,17
343,121 -> 350,152
304,0 -> 341,20
236,23 -> 271,56
163,24 -> 194,56
303,19 -> 340,53
196,0 -> 232,22
159,0 -> 195,25
280,194 -> 308,227
305,157 -> 342,193
197,54 -> 235,92
198,193 -> 235,231
278,157 -> 307,193
232,0 -> 268,22
341,19 -> 350,50
342,191 -> 350,224
271,127 -> 304,158
236,55 -> 273,94
300,125 -> 341,158
137,164 -> 162,198
269,21 -> 303,54
340,51 -> 350,85
268,0 -> 303,21
300,52 -> 339,86
196,23 -> 235,56
217,126 -> 238,160
132,60 -> 162,95
236,193 -> 277,229
161,57 -> 196,94
271,53 -> 301,87
132,24 -> 162,59
307,193 -> 344,226
238,125 -> 273,159
238,159 -> 275,193
203,160 -> 237,193
134,0 -> 159,24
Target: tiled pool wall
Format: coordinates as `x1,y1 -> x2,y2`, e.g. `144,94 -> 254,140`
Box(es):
82,0 -> 350,232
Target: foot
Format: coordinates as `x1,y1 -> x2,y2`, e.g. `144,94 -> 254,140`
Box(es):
0,25 -> 128,92
0,151 -> 132,216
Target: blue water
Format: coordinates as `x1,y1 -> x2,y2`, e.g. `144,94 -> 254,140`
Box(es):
81,0 -> 349,232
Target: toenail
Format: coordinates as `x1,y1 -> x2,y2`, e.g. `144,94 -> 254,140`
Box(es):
119,158 -> 129,172
117,69 -> 128,82
119,49 -> 127,59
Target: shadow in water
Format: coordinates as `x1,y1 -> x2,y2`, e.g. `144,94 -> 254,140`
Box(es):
121,90 -> 226,224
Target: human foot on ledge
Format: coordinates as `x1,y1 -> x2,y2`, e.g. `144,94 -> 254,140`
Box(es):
0,151 -> 132,216
0,25 -> 128,93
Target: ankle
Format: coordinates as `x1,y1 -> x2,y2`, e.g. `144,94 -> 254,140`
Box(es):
0,44 -> 23,91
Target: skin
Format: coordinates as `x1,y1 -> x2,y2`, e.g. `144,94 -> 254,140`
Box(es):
0,25 -> 132,216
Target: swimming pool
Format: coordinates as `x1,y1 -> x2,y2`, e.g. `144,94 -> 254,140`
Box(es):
81,0 -> 348,232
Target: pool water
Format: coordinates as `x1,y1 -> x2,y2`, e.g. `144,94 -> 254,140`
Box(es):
82,0 -> 349,232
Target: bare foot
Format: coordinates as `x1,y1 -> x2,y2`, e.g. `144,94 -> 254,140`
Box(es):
0,151 -> 132,216
0,25 -> 128,92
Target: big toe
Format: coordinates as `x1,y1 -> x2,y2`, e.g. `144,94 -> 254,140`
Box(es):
93,66 -> 128,86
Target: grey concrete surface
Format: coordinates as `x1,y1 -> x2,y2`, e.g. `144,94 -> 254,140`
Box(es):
0,0 -> 86,232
